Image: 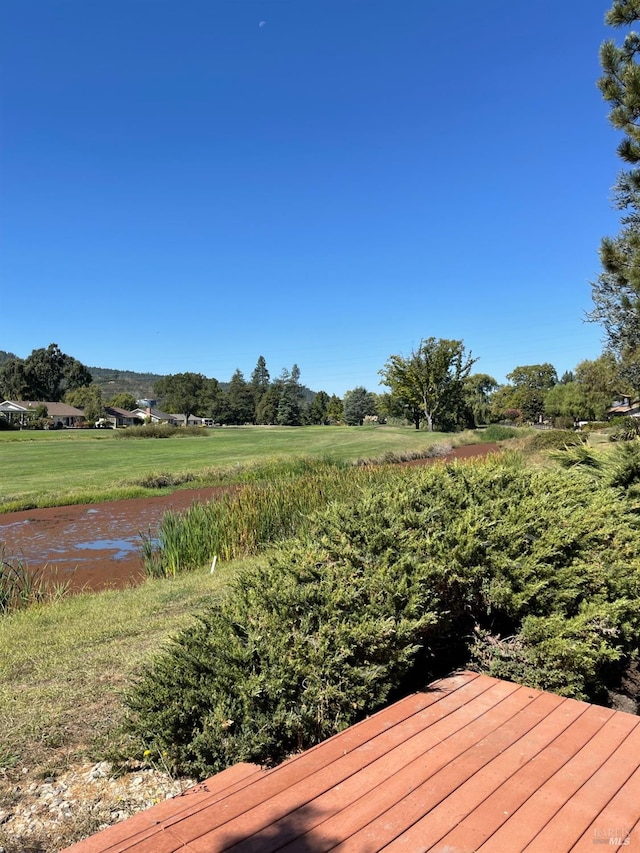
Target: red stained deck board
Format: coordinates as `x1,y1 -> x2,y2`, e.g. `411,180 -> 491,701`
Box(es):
315,685 -> 556,853
436,703 -> 615,852
380,699 -> 604,851
63,673 -> 640,853
194,678 -> 522,853
522,717 -> 640,852
327,689 -> 566,853
149,675 -> 500,852
476,708 -> 639,852
221,677 -> 521,853
571,765 -> 640,850
154,682 -> 474,845
64,674 -> 476,853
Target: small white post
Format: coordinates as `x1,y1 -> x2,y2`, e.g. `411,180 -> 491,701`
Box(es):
210,555 -> 218,574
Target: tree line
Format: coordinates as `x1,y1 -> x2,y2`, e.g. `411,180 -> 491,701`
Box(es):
0,338 -> 627,431
152,359 -> 344,426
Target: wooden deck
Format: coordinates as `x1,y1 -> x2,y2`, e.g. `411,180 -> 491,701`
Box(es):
64,672 -> 640,852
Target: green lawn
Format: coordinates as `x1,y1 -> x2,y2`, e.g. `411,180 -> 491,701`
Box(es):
0,560 -> 241,772
0,425 -> 457,510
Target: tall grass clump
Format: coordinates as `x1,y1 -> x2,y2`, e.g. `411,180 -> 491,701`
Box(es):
127,456 -> 640,777
0,551 -> 68,614
142,462 -> 398,577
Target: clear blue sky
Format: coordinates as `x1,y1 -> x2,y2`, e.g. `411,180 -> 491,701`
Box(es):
0,0 -> 625,396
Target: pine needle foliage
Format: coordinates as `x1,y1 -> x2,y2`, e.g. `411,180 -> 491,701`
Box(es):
126,458 -> 640,777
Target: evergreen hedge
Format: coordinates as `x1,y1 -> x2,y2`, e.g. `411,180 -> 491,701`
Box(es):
126,457 -> 640,777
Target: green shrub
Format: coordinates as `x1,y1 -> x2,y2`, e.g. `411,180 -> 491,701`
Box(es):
609,417 -> 640,442
135,471 -> 197,489
549,444 -> 602,471
579,421 -> 609,433
116,424 -> 209,439
126,459 -> 640,776
480,425 -> 519,441
603,440 -> 640,491
525,429 -> 586,451
552,416 -> 575,431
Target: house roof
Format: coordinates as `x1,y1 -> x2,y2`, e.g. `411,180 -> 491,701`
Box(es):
131,407 -> 176,421
62,671 -> 640,852
0,400 -> 84,417
104,406 -> 140,418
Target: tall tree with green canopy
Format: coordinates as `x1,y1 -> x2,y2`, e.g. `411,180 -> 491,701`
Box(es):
225,369 -> 255,424
66,384 -> 105,423
591,0 -> 640,387
277,365 -> 303,426
153,372 -> 209,423
379,338 -> 477,431
24,344 -> 67,400
463,373 -> 499,426
0,344 -> 93,401
250,355 -> 270,415
326,394 -> 344,424
107,392 -> 138,411
255,379 -> 282,424
343,386 -> 378,426
0,358 -> 30,400
308,390 -> 330,424
502,363 -> 557,423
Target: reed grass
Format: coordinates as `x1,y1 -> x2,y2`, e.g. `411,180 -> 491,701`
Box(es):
0,550 -> 70,614
142,460 -> 403,577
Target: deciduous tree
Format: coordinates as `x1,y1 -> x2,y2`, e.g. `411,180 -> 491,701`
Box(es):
0,344 -> 93,401
0,358 -> 30,400
505,363 -> 557,423
153,372 -> 209,423
463,373 -> 499,426
65,384 -> 105,423
379,338 -> 477,431
107,392 -> 138,411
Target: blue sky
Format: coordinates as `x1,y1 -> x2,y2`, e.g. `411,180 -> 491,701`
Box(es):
0,0 -> 626,396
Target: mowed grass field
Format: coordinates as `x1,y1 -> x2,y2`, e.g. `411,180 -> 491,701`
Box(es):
0,425 -> 460,511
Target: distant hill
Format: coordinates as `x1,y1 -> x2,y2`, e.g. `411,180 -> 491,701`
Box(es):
5,357 -> 317,404
89,367 -> 167,402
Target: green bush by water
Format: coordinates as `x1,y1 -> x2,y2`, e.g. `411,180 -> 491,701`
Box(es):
127,456 -> 640,777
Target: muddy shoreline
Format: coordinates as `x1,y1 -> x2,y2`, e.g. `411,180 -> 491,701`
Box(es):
0,443 -> 500,591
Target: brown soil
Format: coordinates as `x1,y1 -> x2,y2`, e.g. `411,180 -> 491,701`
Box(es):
0,443 -> 500,593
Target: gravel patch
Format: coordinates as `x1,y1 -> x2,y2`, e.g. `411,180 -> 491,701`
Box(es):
0,761 -> 196,852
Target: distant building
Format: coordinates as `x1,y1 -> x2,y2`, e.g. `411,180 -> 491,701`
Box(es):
0,400 -> 85,428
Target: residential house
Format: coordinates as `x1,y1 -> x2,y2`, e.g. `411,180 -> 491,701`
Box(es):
0,400 -> 85,428
101,406 -> 144,428
607,397 -> 640,418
